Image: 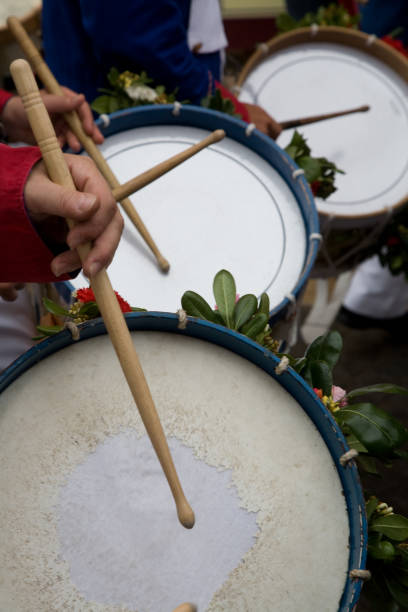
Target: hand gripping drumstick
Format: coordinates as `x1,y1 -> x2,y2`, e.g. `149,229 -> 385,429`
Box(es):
280,105 -> 370,130
111,129 -> 225,201
10,59 -> 195,530
7,16 -> 169,273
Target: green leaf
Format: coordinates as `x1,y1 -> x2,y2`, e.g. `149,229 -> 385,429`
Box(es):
131,307 -> 147,312
366,496 -> 380,521
368,540 -> 396,561
234,294 -> 257,330
371,514 -> 408,542
357,454 -> 379,474
310,360 -> 332,396
35,325 -> 63,336
297,156 -> 321,182
240,313 -> 268,340
91,95 -> 112,115
257,293 -> 270,317
394,565 -> 408,588
346,432 -> 368,453
181,291 -> 219,323
385,576 -> 408,608
42,297 -> 70,317
304,331 -> 342,371
347,384 -> 408,400
78,302 -> 100,318
337,403 -> 408,457
213,270 -> 236,328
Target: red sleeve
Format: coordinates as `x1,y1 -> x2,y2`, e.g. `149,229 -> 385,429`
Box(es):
214,81 -> 251,123
0,145 -> 70,283
0,90 -> 13,114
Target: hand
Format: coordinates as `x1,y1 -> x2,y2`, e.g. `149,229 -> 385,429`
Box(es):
0,282 -> 25,301
24,154 -> 123,278
244,103 -> 282,140
1,88 -> 104,150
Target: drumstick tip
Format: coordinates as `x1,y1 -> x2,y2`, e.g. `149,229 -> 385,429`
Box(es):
172,603 -> 197,612
213,129 -> 226,142
177,500 -> 195,529
158,255 -> 170,273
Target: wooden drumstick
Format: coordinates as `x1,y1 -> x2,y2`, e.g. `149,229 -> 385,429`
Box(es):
7,16 -> 170,273
172,604 -> 197,612
111,129 -> 225,202
280,105 -> 370,130
10,59 -> 195,530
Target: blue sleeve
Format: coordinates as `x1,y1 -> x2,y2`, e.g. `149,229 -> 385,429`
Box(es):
79,0 -> 212,104
360,0 -> 408,45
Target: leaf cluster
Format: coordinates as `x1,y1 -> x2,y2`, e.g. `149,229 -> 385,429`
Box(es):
365,497 -> 408,610
200,88 -> 242,118
91,67 -> 179,115
181,269 -> 273,344
284,130 -> 344,199
367,207 -> 408,280
276,3 -> 360,34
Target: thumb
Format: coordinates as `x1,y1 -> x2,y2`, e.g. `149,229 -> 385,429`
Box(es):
25,164 -> 99,223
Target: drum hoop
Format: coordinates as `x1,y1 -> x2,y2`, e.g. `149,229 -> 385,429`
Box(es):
0,5 -> 41,44
0,311 -> 367,611
92,104 -> 320,319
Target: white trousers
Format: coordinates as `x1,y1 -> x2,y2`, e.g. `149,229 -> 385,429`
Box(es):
343,256 -> 408,319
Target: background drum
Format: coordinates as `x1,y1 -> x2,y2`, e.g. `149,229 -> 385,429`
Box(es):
0,313 -> 367,611
0,1 -> 41,88
69,105 -> 319,324
237,26 -> 408,277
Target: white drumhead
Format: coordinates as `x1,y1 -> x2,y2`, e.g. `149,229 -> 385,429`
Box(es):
0,332 -> 349,611
72,124 -> 307,312
240,42 -> 408,220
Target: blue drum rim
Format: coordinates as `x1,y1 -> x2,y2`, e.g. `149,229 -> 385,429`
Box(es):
91,105 -> 320,320
0,312 -> 366,611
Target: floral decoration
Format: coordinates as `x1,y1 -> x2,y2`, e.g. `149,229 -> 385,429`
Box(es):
284,130 -> 344,199
276,3 -> 360,34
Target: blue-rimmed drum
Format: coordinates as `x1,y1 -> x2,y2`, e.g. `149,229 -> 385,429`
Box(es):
0,313 -> 367,611
69,105 -> 319,321
237,26 -> 408,276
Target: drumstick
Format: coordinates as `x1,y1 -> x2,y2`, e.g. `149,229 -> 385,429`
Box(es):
280,105 -> 370,130
111,129 -> 225,202
7,16 -> 169,273
10,59 -> 195,530
172,604 -> 197,612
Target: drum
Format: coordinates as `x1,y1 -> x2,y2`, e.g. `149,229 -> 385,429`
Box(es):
0,1 -> 41,87
0,313 -> 367,611
237,26 -> 408,276
70,105 -> 319,322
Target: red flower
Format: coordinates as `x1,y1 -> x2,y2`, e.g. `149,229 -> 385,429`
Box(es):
310,180 -> 322,196
381,36 -> 408,57
313,388 -> 323,399
386,236 -> 400,247
74,287 -> 132,313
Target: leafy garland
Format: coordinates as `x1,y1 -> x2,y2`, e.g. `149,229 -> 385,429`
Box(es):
284,130 -> 344,200
37,270 -> 408,606
276,3 -> 360,34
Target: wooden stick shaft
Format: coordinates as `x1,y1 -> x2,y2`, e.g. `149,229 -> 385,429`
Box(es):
112,129 -> 225,202
280,105 -> 370,129
10,59 -> 194,529
172,604 -> 197,612
7,16 -> 169,273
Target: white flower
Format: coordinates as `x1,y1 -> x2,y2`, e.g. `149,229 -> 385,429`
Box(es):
125,84 -> 158,102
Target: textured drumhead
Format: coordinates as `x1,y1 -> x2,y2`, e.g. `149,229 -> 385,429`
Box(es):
240,42 -> 408,219
0,331 -> 350,611
72,122 -> 308,313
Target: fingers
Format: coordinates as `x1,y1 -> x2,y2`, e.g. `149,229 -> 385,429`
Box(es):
24,155 -> 123,279
267,117 -> 283,140
42,88 -> 104,148
0,282 -> 25,302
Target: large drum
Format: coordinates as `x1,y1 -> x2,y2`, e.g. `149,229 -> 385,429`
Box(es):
0,313 -> 367,611
70,106 -> 319,320
237,26 -> 408,276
